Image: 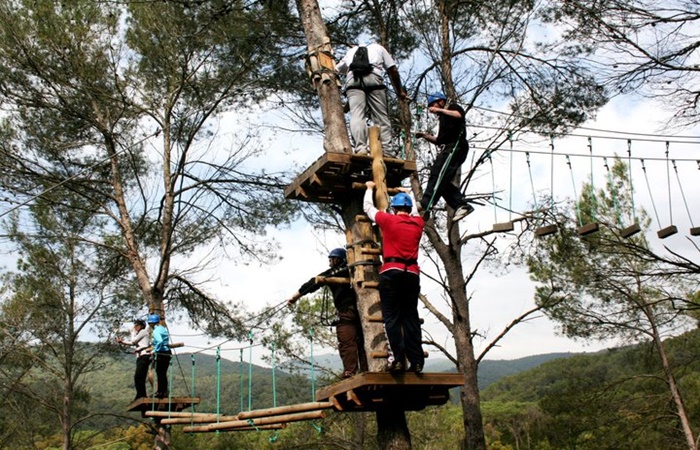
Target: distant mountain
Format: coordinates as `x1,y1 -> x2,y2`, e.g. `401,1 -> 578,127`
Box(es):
301,351 -> 578,389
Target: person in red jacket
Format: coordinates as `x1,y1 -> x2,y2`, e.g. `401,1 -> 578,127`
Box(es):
363,181 -> 425,373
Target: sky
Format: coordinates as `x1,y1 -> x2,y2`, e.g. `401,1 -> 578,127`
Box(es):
165,91 -> 700,369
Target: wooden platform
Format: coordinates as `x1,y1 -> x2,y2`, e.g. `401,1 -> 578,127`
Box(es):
284,152 -> 416,204
126,397 -> 200,414
315,372 -> 463,412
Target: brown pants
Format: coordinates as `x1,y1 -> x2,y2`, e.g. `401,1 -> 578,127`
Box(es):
336,308 -> 368,374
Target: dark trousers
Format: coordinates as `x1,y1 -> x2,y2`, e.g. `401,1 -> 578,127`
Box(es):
379,270 -> 423,367
134,355 -> 150,399
336,308 -> 368,374
153,351 -> 172,397
421,143 -> 469,211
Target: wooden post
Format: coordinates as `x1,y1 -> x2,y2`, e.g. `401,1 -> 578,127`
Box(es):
295,0 -> 352,154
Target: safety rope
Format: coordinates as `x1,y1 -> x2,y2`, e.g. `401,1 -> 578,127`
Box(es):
423,132 -> 464,214
489,151 -> 497,223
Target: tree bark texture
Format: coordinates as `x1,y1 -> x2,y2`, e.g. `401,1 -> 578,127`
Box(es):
294,0 -> 352,154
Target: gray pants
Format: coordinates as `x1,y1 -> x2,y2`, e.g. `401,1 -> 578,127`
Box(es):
346,74 -> 392,153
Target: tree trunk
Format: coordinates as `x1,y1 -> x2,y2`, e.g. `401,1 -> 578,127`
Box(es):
647,306 -> 696,449
294,0 -> 352,154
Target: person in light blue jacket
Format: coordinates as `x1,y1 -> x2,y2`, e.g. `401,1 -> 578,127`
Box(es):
147,314 -> 171,398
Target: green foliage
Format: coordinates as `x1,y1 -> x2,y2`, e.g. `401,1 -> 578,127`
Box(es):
483,330 -> 700,449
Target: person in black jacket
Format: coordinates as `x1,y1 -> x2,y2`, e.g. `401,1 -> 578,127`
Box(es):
415,92 -> 475,221
288,248 -> 367,378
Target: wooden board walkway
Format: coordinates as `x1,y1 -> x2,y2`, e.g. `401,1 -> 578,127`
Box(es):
315,372 -> 464,412
126,397 -> 200,417
284,152 -> 416,204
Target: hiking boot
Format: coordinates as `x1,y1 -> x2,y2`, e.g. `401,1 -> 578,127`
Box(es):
453,204 -> 475,222
342,371 -> 355,379
408,363 -> 423,374
356,148 -> 369,156
387,360 -> 404,373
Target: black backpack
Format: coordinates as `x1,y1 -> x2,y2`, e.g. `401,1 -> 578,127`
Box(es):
349,46 -> 373,78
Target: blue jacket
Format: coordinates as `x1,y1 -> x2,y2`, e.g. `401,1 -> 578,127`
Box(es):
151,325 -> 170,352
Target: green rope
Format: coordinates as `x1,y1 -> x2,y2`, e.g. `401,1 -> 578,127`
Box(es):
216,347 -> 221,422
168,354 -> 173,418
310,327 -> 315,401
424,134 -> 463,215
247,418 -> 260,431
239,349 -> 244,413
248,332 -> 253,411
190,355 -> 196,428
271,343 -> 277,408
566,155 -> 583,226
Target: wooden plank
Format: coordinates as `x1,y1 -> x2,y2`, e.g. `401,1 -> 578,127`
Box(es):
362,281 -> 379,288
691,227 -> 700,236
160,415 -> 238,425
183,424 -> 285,433
492,222 -> 514,232
237,401 -> 332,420
329,395 -> 343,411
577,222 -> 599,236
657,225 -> 678,239
145,411 -> 220,419
126,397 -> 200,413
621,223 -> 641,238
346,389 -> 363,407
193,410 -> 327,432
535,224 -> 558,236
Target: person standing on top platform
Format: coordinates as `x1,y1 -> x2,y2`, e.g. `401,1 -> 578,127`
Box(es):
117,318 -> 151,401
415,92 -> 474,221
363,182 -> 425,373
147,314 -> 171,398
336,41 -> 408,156
287,248 -> 368,378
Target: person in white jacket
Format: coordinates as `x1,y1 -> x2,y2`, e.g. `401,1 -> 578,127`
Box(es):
118,319 -> 151,400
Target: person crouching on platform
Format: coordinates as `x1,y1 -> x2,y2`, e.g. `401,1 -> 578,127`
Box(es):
288,248 -> 368,379
363,182 -> 425,373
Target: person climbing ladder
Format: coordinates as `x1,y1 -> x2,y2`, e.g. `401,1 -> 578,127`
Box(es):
415,92 -> 474,221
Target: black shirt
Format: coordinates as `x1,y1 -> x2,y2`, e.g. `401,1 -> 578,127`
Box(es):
435,103 -> 467,148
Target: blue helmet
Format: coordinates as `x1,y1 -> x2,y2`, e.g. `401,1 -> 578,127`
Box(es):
328,248 -> 347,260
390,192 -> 413,208
147,314 -> 161,324
427,92 -> 447,106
